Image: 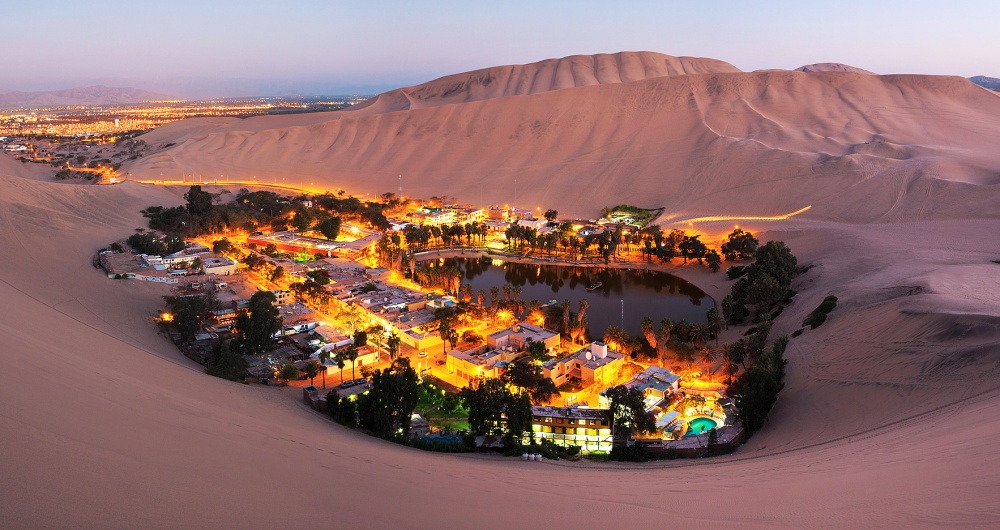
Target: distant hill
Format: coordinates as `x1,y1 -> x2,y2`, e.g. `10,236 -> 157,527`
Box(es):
0,85 -> 175,108
348,51 -> 740,115
969,76 -> 1000,91
795,63 -> 876,75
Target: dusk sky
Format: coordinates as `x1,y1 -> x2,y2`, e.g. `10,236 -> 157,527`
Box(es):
4,0 -> 998,98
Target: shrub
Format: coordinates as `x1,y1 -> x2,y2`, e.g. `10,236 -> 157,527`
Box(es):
727,265 -> 748,279
804,295 -> 837,329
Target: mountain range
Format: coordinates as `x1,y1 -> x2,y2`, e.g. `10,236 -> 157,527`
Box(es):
0,85 -> 174,108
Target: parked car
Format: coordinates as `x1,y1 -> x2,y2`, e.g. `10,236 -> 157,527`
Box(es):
418,351 -> 428,358
353,377 -> 368,386
339,380 -> 356,389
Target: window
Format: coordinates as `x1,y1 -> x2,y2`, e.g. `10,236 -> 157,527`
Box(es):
544,417 -> 552,423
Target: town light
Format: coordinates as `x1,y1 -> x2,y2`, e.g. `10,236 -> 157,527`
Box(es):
160,312 -> 173,322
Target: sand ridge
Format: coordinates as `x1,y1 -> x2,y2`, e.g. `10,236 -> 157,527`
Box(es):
127,61 -> 1000,224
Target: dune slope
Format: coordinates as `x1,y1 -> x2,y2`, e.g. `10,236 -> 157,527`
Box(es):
3,156 -> 1000,527
128,68 -> 1000,223
6,52 -> 1000,526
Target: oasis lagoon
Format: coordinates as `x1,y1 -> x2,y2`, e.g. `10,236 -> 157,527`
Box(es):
422,256 -> 711,338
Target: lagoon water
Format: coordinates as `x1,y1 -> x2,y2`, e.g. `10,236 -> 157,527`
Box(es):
430,256 -> 710,338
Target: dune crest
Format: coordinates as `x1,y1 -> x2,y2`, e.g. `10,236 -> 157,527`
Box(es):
350,51 -> 741,114
128,66 -> 1000,224
795,62 -> 877,75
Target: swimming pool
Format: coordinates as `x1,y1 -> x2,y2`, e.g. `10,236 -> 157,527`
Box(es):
685,417 -> 718,436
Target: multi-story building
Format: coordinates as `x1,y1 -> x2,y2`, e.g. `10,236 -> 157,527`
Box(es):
272,289 -> 293,306
487,322 -> 560,352
446,343 -> 521,382
528,405 -> 613,452
543,342 -> 625,388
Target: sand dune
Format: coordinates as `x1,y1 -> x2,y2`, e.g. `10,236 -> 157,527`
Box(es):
5,53 -> 1000,526
3,154 -> 1000,527
796,63 -> 877,75
349,51 -> 740,114
128,67 -> 1000,223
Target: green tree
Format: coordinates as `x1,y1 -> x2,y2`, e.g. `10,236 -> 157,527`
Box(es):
334,350 -> 347,384
345,346 -> 360,381
317,216 -> 342,240
212,238 -> 232,254
731,365 -> 782,434
184,185 -> 213,216
357,358 -> 419,437
502,359 -> 558,404
386,333 -> 401,360
235,291 -> 282,355
270,265 -> 285,283
543,209 -> 558,222
291,206 -> 313,232
602,325 -> 628,352
317,350 -> 331,389
640,316 -> 657,351
303,359 -> 322,386
751,241 -> 799,289
433,307 -> 455,354
706,249 -> 722,272
605,385 -> 655,436
277,363 -> 300,385
205,339 -> 248,381
164,294 -> 207,341
527,340 -> 548,361
720,229 -> 759,261
461,377 -> 533,447
707,307 -> 725,339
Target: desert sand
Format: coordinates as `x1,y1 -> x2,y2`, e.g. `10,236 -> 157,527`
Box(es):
3,52 -> 1000,527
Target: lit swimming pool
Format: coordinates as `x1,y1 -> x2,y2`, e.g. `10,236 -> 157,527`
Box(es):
685,417 -> 718,436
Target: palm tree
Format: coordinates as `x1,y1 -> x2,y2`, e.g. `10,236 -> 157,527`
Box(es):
490,286 -> 500,305
707,307 -> 724,342
603,325 -> 628,352
691,323 -> 710,350
728,339 -> 748,370
346,346 -> 360,381
317,350 -> 331,389
578,298 -> 589,322
387,333 -> 401,361
561,299 -> 572,334
674,319 -> 692,344
334,351 -> 347,384
699,347 -> 719,381
655,319 -> 673,368
641,316 -> 657,351
477,290 -> 486,307
502,284 -> 512,302
303,359 -> 322,387
512,286 -> 522,303
437,319 -> 453,355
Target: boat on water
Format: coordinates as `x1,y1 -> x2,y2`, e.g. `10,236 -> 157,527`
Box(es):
585,281 -> 602,291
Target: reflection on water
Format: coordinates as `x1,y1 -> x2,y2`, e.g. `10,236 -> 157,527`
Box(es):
434,256 -> 710,337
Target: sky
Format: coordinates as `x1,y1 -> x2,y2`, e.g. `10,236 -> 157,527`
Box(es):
2,0 -> 998,98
